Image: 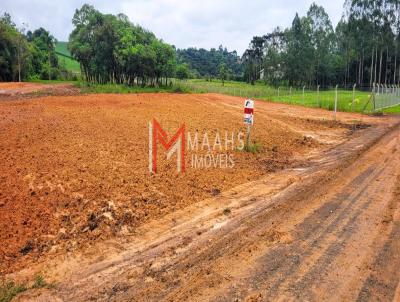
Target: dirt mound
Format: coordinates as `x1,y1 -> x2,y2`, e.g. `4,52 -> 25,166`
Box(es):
0,93 -> 365,274
0,82 -> 79,99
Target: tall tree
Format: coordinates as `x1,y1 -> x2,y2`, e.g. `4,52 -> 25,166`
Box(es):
285,13 -> 314,86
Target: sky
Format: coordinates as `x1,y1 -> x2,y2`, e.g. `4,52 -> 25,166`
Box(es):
1,0 -> 344,55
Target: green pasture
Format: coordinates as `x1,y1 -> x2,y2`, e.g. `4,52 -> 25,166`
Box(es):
55,42 -> 80,73
175,79 -> 399,114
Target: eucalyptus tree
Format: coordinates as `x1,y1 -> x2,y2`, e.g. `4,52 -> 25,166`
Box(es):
285,13 -> 314,86
69,4 -> 176,86
262,28 -> 285,86
307,3 -> 335,86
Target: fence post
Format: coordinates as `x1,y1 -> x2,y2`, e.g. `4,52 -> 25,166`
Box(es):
278,86 -> 280,100
290,86 -> 292,103
334,84 -> 338,121
302,85 -> 306,104
317,85 -> 320,108
352,83 -> 356,112
385,84 -> 388,107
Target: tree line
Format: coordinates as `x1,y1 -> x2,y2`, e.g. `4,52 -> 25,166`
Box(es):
176,46 -> 243,80
1,5 -> 237,84
243,0 -> 400,88
68,5 -> 242,85
0,13 -> 69,82
3,1 -> 399,88
2,3 -> 230,85
68,4 -> 178,86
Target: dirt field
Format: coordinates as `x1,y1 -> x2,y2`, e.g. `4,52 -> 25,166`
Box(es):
1,86 -> 400,301
0,82 -> 79,98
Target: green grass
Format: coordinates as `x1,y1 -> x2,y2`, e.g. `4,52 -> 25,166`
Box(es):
267,89 -> 372,113
243,142 -> 262,154
0,281 -> 27,302
383,104 -> 400,113
174,80 -> 378,113
29,79 -> 77,84
176,79 -> 276,96
76,82 -> 190,94
55,42 -> 80,73
0,275 -> 53,302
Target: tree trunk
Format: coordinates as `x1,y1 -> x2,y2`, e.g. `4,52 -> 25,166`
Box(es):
394,54 -> 397,85
398,62 -> 400,85
385,47 -> 388,85
374,48 -> 378,84
379,49 -> 383,84
18,54 -> 21,82
17,41 -> 22,82
345,48 -> 349,86
48,50 -> 51,81
370,46 -> 374,86
361,52 -> 364,86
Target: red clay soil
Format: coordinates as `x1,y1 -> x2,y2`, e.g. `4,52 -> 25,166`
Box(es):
0,82 -> 79,98
0,92 -> 375,275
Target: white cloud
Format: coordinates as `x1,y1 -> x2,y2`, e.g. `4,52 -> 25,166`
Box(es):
1,0 -> 344,54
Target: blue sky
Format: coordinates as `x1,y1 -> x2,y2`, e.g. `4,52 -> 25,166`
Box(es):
1,0 -> 344,54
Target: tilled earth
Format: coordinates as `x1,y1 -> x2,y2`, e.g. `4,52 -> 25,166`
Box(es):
0,90 -> 359,275
0,82 -> 79,98
1,85 -> 400,302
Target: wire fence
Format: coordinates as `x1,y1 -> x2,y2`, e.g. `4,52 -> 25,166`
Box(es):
373,84 -> 400,111
174,80 -> 400,114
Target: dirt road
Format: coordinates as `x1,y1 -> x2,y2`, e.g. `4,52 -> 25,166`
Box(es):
14,110 -> 400,301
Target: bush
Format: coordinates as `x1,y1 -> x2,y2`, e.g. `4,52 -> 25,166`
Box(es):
0,281 -> 27,302
243,142 -> 262,153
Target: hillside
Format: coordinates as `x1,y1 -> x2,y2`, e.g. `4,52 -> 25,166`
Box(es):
177,46 -> 243,80
55,41 -> 80,73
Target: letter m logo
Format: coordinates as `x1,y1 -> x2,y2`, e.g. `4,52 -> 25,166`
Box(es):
149,119 -> 185,173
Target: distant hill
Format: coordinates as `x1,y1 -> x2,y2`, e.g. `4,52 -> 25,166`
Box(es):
177,46 -> 243,80
55,42 -> 80,73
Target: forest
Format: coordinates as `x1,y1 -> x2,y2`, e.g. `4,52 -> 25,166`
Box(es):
176,46 -> 243,80
0,13 -> 69,81
1,1 -> 400,88
243,0 -> 400,88
68,5 -> 178,86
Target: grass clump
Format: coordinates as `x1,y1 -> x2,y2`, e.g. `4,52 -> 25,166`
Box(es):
32,275 -> 47,289
75,81 -> 190,94
243,142 -> 262,154
0,275 -> 52,302
0,281 -> 27,302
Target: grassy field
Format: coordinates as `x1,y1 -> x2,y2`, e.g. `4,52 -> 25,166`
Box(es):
75,82 -> 190,94
29,79 -> 77,84
267,89 -> 371,112
55,42 -> 80,73
175,79 -> 400,114
382,104 -> 400,113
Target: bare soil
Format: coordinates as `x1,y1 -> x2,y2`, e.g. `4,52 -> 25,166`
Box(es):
1,89 -> 399,301
0,82 -> 79,99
